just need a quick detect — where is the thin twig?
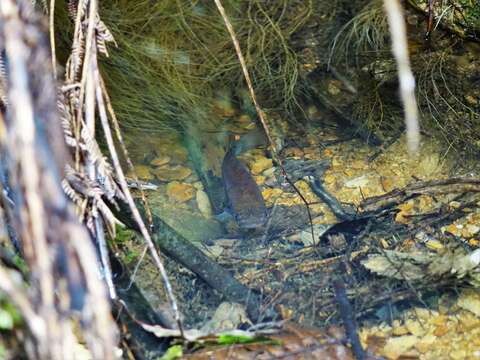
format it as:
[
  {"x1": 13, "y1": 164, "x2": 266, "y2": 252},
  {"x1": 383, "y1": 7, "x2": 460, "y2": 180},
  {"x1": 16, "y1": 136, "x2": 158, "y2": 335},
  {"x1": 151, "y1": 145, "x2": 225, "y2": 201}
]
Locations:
[
  {"x1": 92, "y1": 54, "x2": 184, "y2": 337},
  {"x1": 122, "y1": 245, "x2": 149, "y2": 291},
  {"x1": 49, "y1": 0, "x2": 56, "y2": 79},
  {"x1": 99, "y1": 76, "x2": 155, "y2": 231}
]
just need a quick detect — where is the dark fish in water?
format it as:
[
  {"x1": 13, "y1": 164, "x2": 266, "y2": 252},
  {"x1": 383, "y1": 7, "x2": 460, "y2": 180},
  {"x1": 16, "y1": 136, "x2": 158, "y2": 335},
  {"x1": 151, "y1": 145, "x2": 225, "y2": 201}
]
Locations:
[{"x1": 221, "y1": 148, "x2": 267, "y2": 230}]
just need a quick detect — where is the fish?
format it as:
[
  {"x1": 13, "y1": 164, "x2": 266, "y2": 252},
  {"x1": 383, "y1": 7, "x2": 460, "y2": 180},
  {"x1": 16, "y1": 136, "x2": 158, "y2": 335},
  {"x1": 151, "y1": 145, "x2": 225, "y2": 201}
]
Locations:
[{"x1": 221, "y1": 148, "x2": 267, "y2": 231}]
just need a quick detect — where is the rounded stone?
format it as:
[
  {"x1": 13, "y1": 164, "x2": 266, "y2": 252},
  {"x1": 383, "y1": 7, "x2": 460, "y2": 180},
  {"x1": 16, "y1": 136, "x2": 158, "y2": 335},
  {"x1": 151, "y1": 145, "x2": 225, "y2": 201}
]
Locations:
[
  {"x1": 250, "y1": 156, "x2": 273, "y2": 175},
  {"x1": 156, "y1": 144, "x2": 188, "y2": 164},
  {"x1": 283, "y1": 147, "x2": 304, "y2": 158},
  {"x1": 196, "y1": 189, "x2": 212, "y2": 218},
  {"x1": 166, "y1": 181, "x2": 195, "y2": 203},
  {"x1": 193, "y1": 181, "x2": 204, "y2": 190},
  {"x1": 254, "y1": 175, "x2": 265, "y2": 185},
  {"x1": 262, "y1": 188, "x2": 283, "y2": 206},
  {"x1": 152, "y1": 165, "x2": 192, "y2": 181},
  {"x1": 150, "y1": 155, "x2": 171, "y2": 167},
  {"x1": 127, "y1": 165, "x2": 154, "y2": 181}
]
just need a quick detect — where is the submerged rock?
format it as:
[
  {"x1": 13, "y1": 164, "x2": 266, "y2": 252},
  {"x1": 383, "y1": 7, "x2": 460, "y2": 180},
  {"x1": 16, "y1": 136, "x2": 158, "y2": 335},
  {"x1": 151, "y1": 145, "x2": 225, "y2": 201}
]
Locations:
[
  {"x1": 166, "y1": 181, "x2": 195, "y2": 203},
  {"x1": 196, "y1": 189, "x2": 213, "y2": 218},
  {"x1": 150, "y1": 155, "x2": 171, "y2": 166},
  {"x1": 148, "y1": 193, "x2": 224, "y2": 245},
  {"x1": 127, "y1": 165, "x2": 154, "y2": 181},
  {"x1": 152, "y1": 164, "x2": 192, "y2": 181},
  {"x1": 250, "y1": 156, "x2": 273, "y2": 175}
]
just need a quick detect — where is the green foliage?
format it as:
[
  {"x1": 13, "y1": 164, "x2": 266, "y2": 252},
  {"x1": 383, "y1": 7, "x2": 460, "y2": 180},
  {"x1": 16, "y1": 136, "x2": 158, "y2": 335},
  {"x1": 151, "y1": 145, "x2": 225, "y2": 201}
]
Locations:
[
  {"x1": 0, "y1": 309, "x2": 13, "y2": 330},
  {"x1": 124, "y1": 248, "x2": 140, "y2": 263},
  {"x1": 158, "y1": 344, "x2": 183, "y2": 360},
  {"x1": 157, "y1": 334, "x2": 281, "y2": 359},
  {"x1": 12, "y1": 253, "x2": 28, "y2": 275},
  {"x1": 114, "y1": 226, "x2": 136, "y2": 244},
  {"x1": 423, "y1": 0, "x2": 479, "y2": 32},
  {"x1": 216, "y1": 334, "x2": 280, "y2": 345},
  {"x1": 110, "y1": 226, "x2": 139, "y2": 263},
  {"x1": 327, "y1": 0, "x2": 480, "y2": 157},
  {"x1": 0, "y1": 299, "x2": 22, "y2": 330}
]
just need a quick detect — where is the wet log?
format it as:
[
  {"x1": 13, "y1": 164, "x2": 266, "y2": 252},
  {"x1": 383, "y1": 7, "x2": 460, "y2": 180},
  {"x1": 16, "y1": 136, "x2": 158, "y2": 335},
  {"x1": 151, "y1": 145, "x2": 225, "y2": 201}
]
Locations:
[{"x1": 116, "y1": 203, "x2": 265, "y2": 321}]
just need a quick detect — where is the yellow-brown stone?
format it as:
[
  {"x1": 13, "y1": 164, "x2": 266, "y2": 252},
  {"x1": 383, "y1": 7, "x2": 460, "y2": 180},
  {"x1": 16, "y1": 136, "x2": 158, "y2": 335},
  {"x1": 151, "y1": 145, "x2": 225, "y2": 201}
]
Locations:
[
  {"x1": 150, "y1": 155, "x2": 171, "y2": 166},
  {"x1": 166, "y1": 181, "x2": 195, "y2": 203},
  {"x1": 152, "y1": 165, "x2": 192, "y2": 181},
  {"x1": 254, "y1": 175, "x2": 265, "y2": 186},
  {"x1": 262, "y1": 188, "x2": 283, "y2": 206},
  {"x1": 250, "y1": 156, "x2": 273, "y2": 175},
  {"x1": 303, "y1": 147, "x2": 320, "y2": 160},
  {"x1": 237, "y1": 114, "x2": 254, "y2": 128},
  {"x1": 293, "y1": 180, "x2": 319, "y2": 203},
  {"x1": 382, "y1": 335, "x2": 419, "y2": 359},
  {"x1": 127, "y1": 165, "x2": 154, "y2": 181},
  {"x1": 380, "y1": 177, "x2": 395, "y2": 192},
  {"x1": 156, "y1": 144, "x2": 188, "y2": 164},
  {"x1": 262, "y1": 167, "x2": 275, "y2": 177},
  {"x1": 196, "y1": 189, "x2": 212, "y2": 218},
  {"x1": 283, "y1": 147, "x2": 304, "y2": 158},
  {"x1": 323, "y1": 148, "x2": 334, "y2": 157},
  {"x1": 323, "y1": 172, "x2": 337, "y2": 186},
  {"x1": 415, "y1": 334, "x2": 436, "y2": 354}
]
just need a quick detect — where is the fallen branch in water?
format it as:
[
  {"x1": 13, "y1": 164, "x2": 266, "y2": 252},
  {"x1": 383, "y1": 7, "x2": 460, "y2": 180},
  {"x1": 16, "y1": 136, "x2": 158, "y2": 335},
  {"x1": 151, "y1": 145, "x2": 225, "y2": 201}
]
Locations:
[
  {"x1": 360, "y1": 177, "x2": 480, "y2": 212},
  {"x1": 115, "y1": 203, "x2": 267, "y2": 322}
]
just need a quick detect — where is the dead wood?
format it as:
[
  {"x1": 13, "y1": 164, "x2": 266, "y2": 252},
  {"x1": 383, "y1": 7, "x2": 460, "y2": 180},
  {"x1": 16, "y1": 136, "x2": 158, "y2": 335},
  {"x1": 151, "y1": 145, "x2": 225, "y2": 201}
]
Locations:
[
  {"x1": 333, "y1": 277, "x2": 365, "y2": 360},
  {"x1": 116, "y1": 203, "x2": 266, "y2": 322},
  {"x1": 360, "y1": 177, "x2": 480, "y2": 212}
]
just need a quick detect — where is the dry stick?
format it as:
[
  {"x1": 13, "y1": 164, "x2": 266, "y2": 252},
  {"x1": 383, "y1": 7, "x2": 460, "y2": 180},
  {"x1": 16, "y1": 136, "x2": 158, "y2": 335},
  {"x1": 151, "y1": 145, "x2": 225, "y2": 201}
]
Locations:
[
  {"x1": 70, "y1": 0, "x2": 94, "y2": 171},
  {"x1": 3, "y1": 2, "x2": 118, "y2": 356},
  {"x1": 85, "y1": 36, "x2": 117, "y2": 301},
  {"x1": 333, "y1": 278, "x2": 365, "y2": 360},
  {"x1": 66, "y1": 2, "x2": 83, "y2": 170},
  {"x1": 95, "y1": 208, "x2": 117, "y2": 299},
  {"x1": 82, "y1": 18, "x2": 116, "y2": 303},
  {"x1": 122, "y1": 245, "x2": 149, "y2": 291},
  {"x1": 383, "y1": 0, "x2": 420, "y2": 153},
  {"x1": 83, "y1": 40, "x2": 116, "y2": 301},
  {"x1": 213, "y1": 0, "x2": 316, "y2": 245},
  {"x1": 49, "y1": 0, "x2": 56, "y2": 79},
  {"x1": 98, "y1": 76, "x2": 154, "y2": 291},
  {"x1": 99, "y1": 76, "x2": 155, "y2": 231},
  {"x1": 92, "y1": 56, "x2": 184, "y2": 338},
  {"x1": 78, "y1": 0, "x2": 97, "y2": 118}
]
